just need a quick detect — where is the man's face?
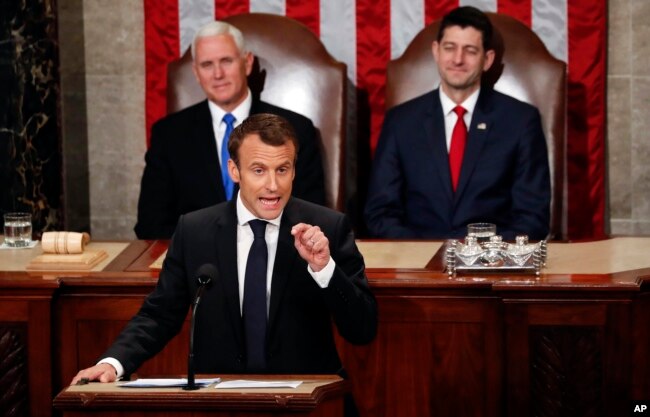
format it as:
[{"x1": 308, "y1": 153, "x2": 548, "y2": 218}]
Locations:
[
  {"x1": 228, "y1": 134, "x2": 296, "y2": 220},
  {"x1": 432, "y1": 25, "x2": 495, "y2": 98},
  {"x1": 192, "y1": 34, "x2": 253, "y2": 112}
]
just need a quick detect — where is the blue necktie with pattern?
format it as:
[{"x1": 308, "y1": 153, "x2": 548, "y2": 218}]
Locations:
[{"x1": 221, "y1": 113, "x2": 236, "y2": 200}]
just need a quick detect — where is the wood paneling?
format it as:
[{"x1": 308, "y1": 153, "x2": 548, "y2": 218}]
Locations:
[
  {"x1": 0, "y1": 279, "x2": 57, "y2": 417},
  {"x1": 0, "y1": 325, "x2": 29, "y2": 417},
  {"x1": 2, "y1": 240, "x2": 650, "y2": 416}
]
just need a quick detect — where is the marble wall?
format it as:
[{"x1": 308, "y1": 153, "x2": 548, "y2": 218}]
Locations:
[
  {"x1": 58, "y1": 0, "x2": 90, "y2": 233},
  {"x1": 59, "y1": 0, "x2": 144, "y2": 239},
  {"x1": 1, "y1": 0, "x2": 63, "y2": 236},
  {"x1": 57, "y1": 0, "x2": 650, "y2": 239},
  {"x1": 608, "y1": 0, "x2": 650, "y2": 235}
]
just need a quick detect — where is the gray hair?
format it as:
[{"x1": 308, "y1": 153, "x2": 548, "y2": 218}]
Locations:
[{"x1": 191, "y1": 21, "x2": 248, "y2": 58}]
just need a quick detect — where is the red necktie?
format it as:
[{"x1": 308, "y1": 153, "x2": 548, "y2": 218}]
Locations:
[{"x1": 449, "y1": 106, "x2": 467, "y2": 192}]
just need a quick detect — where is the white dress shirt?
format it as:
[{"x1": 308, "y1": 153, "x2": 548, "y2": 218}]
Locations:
[{"x1": 439, "y1": 88, "x2": 480, "y2": 152}]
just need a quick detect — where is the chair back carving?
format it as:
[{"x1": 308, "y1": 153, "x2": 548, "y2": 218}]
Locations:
[
  {"x1": 167, "y1": 13, "x2": 347, "y2": 212},
  {"x1": 386, "y1": 13, "x2": 566, "y2": 239}
]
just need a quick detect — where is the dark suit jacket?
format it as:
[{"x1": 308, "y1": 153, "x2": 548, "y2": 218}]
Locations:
[
  {"x1": 134, "y1": 99, "x2": 326, "y2": 239},
  {"x1": 104, "y1": 198, "x2": 377, "y2": 375},
  {"x1": 365, "y1": 88, "x2": 551, "y2": 240}
]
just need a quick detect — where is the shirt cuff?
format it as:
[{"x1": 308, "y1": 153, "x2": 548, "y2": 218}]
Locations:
[
  {"x1": 308, "y1": 257, "x2": 336, "y2": 288},
  {"x1": 97, "y1": 357, "x2": 124, "y2": 379}
]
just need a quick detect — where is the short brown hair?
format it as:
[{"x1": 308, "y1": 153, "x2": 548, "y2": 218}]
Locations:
[
  {"x1": 228, "y1": 113, "x2": 299, "y2": 166},
  {"x1": 437, "y1": 6, "x2": 493, "y2": 51}
]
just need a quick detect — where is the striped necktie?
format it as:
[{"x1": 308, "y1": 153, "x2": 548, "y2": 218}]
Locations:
[{"x1": 221, "y1": 113, "x2": 236, "y2": 200}]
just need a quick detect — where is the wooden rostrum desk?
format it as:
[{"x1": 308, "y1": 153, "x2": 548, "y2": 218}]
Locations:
[{"x1": 2, "y1": 238, "x2": 650, "y2": 417}]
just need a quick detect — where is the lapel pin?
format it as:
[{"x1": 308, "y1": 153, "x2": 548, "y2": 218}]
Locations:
[{"x1": 477, "y1": 123, "x2": 487, "y2": 130}]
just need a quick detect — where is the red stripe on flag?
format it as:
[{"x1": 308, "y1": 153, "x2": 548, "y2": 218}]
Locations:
[
  {"x1": 497, "y1": 0, "x2": 532, "y2": 26},
  {"x1": 357, "y1": 0, "x2": 391, "y2": 153},
  {"x1": 567, "y1": 0, "x2": 607, "y2": 239},
  {"x1": 144, "y1": 0, "x2": 180, "y2": 147},
  {"x1": 215, "y1": 0, "x2": 248, "y2": 19},
  {"x1": 286, "y1": 0, "x2": 320, "y2": 36},
  {"x1": 424, "y1": 0, "x2": 459, "y2": 25}
]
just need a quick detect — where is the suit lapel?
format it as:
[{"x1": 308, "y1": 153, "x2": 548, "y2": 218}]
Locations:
[
  {"x1": 454, "y1": 89, "x2": 493, "y2": 201},
  {"x1": 195, "y1": 100, "x2": 226, "y2": 200},
  {"x1": 267, "y1": 200, "x2": 299, "y2": 336},
  {"x1": 214, "y1": 201, "x2": 244, "y2": 347},
  {"x1": 427, "y1": 91, "x2": 455, "y2": 202}
]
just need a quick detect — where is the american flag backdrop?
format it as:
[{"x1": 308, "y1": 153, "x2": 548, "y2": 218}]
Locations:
[{"x1": 144, "y1": 0, "x2": 607, "y2": 240}]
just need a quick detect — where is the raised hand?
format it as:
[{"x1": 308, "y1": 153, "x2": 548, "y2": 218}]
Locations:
[{"x1": 291, "y1": 223, "x2": 330, "y2": 272}]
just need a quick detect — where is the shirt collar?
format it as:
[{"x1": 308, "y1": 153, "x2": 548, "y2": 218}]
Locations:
[
  {"x1": 236, "y1": 193, "x2": 282, "y2": 228},
  {"x1": 207, "y1": 87, "x2": 253, "y2": 125},
  {"x1": 439, "y1": 87, "x2": 480, "y2": 117}
]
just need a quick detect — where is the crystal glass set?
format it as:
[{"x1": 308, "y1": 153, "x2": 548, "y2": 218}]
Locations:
[{"x1": 445, "y1": 223, "x2": 547, "y2": 276}]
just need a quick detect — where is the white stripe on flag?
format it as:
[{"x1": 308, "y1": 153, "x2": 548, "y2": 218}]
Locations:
[
  {"x1": 460, "y1": 0, "x2": 497, "y2": 12},
  {"x1": 178, "y1": 0, "x2": 215, "y2": 56},
  {"x1": 390, "y1": 0, "x2": 424, "y2": 59},
  {"x1": 532, "y1": 0, "x2": 567, "y2": 62},
  {"x1": 321, "y1": 0, "x2": 357, "y2": 82},
  {"x1": 250, "y1": 0, "x2": 285, "y2": 14}
]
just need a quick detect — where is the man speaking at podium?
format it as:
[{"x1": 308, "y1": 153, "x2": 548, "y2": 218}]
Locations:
[{"x1": 72, "y1": 114, "x2": 377, "y2": 394}]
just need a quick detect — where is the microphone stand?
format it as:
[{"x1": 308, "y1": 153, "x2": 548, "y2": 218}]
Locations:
[{"x1": 183, "y1": 279, "x2": 210, "y2": 390}]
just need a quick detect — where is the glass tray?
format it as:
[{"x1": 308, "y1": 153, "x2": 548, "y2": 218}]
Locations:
[{"x1": 444, "y1": 236, "x2": 547, "y2": 276}]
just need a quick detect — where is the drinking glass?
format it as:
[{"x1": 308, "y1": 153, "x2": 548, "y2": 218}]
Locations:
[
  {"x1": 466, "y1": 222, "x2": 496, "y2": 243},
  {"x1": 3, "y1": 212, "x2": 32, "y2": 247}
]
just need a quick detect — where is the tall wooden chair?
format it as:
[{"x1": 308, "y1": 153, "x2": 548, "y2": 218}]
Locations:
[
  {"x1": 386, "y1": 13, "x2": 566, "y2": 239},
  {"x1": 167, "y1": 13, "x2": 347, "y2": 212}
]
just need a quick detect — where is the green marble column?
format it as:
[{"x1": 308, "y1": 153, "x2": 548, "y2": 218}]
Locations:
[{"x1": 1, "y1": 0, "x2": 63, "y2": 237}]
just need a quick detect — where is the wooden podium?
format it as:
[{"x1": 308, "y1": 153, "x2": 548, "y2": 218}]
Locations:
[{"x1": 53, "y1": 375, "x2": 348, "y2": 417}]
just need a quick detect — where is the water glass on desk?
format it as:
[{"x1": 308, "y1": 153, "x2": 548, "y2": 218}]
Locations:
[
  {"x1": 466, "y1": 222, "x2": 496, "y2": 243},
  {"x1": 3, "y1": 212, "x2": 32, "y2": 247}
]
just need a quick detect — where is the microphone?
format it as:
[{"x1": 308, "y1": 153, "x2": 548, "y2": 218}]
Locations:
[{"x1": 183, "y1": 263, "x2": 218, "y2": 391}]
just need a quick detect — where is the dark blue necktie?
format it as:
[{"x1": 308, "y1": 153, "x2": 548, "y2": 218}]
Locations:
[
  {"x1": 243, "y1": 219, "x2": 268, "y2": 370},
  {"x1": 221, "y1": 113, "x2": 236, "y2": 200}
]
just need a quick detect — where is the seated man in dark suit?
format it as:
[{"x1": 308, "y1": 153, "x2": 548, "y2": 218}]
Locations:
[
  {"x1": 364, "y1": 6, "x2": 551, "y2": 240},
  {"x1": 135, "y1": 21, "x2": 326, "y2": 239},
  {"x1": 72, "y1": 113, "x2": 376, "y2": 393}
]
